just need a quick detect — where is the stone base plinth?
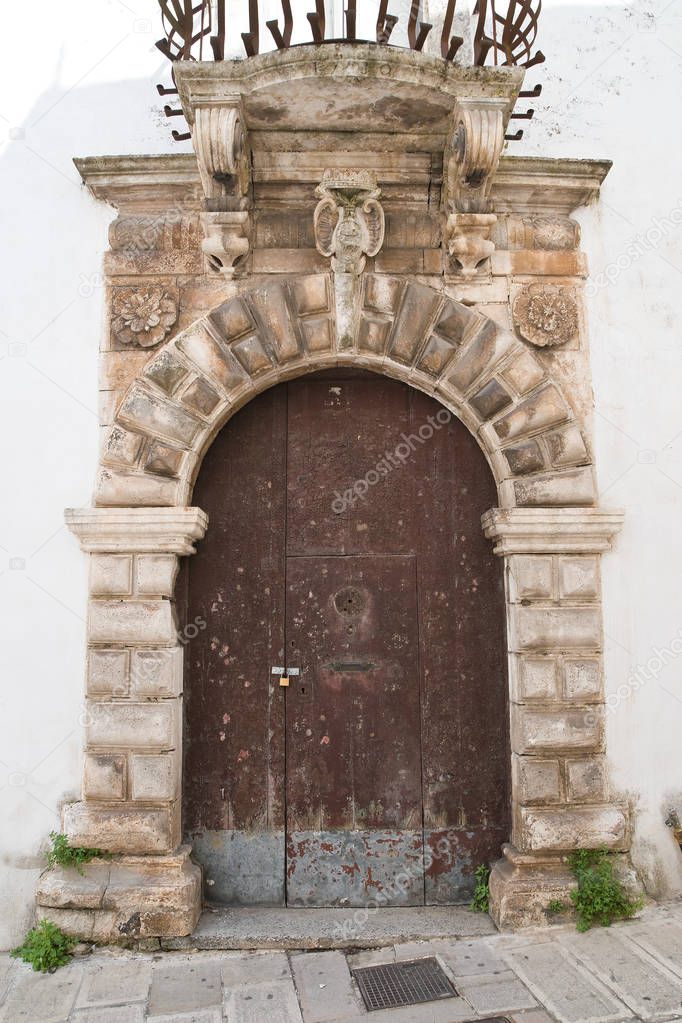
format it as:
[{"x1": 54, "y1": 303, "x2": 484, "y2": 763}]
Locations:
[
  {"x1": 36, "y1": 845, "x2": 201, "y2": 943},
  {"x1": 489, "y1": 842, "x2": 576, "y2": 929}
]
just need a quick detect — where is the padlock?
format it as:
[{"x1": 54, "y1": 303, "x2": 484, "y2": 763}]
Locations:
[{"x1": 279, "y1": 675, "x2": 289, "y2": 687}]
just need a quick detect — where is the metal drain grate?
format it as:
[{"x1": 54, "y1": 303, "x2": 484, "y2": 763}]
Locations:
[{"x1": 352, "y1": 956, "x2": 457, "y2": 1011}]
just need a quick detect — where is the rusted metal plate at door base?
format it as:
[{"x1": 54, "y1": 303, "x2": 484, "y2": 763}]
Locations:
[
  {"x1": 424, "y1": 827, "x2": 508, "y2": 904},
  {"x1": 286, "y1": 830, "x2": 424, "y2": 907},
  {"x1": 192, "y1": 829, "x2": 285, "y2": 905}
]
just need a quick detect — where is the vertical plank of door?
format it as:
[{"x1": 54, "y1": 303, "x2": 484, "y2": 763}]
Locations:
[{"x1": 184, "y1": 386, "x2": 288, "y2": 903}]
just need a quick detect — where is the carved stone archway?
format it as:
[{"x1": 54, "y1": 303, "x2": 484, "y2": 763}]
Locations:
[{"x1": 36, "y1": 272, "x2": 626, "y2": 939}]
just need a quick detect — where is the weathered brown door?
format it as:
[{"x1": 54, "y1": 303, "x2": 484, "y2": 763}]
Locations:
[
  {"x1": 285, "y1": 555, "x2": 424, "y2": 906},
  {"x1": 183, "y1": 370, "x2": 509, "y2": 907}
]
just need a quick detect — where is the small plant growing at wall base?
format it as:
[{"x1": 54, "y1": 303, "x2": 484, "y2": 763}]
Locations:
[
  {"x1": 470, "y1": 863, "x2": 491, "y2": 913},
  {"x1": 562, "y1": 848, "x2": 642, "y2": 932},
  {"x1": 46, "y1": 832, "x2": 108, "y2": 875},
  {"x1": 11, "y1": 919, "x2": 76, "y2": 972}
]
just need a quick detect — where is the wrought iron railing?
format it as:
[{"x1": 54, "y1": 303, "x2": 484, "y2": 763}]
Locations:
[{"x1": 156, "y1": 1, "x2": 543, "y2": 141}]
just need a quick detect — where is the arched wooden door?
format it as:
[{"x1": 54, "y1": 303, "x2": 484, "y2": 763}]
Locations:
[{"x1": 181, "y1": 370, "x2": 509, "y2": 907}]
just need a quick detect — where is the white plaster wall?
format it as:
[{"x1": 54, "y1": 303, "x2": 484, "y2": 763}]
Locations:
[{"x1": 0, "y1": 0, "x2": 681, "y2": 949}]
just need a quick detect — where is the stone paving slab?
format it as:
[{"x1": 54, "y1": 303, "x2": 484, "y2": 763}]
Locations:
[
  {"x1": 71, "y1": 1006, "x2": 145, "y2": 1023},
  {"x1": 223, "y1": 979, "x2": 304, "y2": 1022},
  {"x1": 290, "y1": 950, "x2": 363, "y2": 1022},
  {"x1": 7, "y1": 902, "x2": 682, "y2": 1023},
  {"x1": 148, "y1": 957, "x2": 222, "y2": 1016},
  {"x1": 0, "y1": 962, "x2": 83, "y2": 1023},
  {"x1": 560, "y1": 929, "x2": 682, "y2": 1021},
  {"x1": 76, "y1": 956, "x2": 152, "y2": 1008},
  {"x1": 455, "y1": 969, "x2": 539, "y2": 1014},
  {"x1": 503, "y1": 942, "x2": 630, "y2": 1023}
]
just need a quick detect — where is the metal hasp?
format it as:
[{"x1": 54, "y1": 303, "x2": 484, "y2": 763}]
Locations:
[{"x1": 155, "y1": 1, "x2": 544, "y2": 142}]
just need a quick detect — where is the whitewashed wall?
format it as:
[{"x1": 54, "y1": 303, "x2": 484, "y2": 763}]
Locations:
[{"x1": 1, "y1": 0, "x2": 681, "y2": 949}]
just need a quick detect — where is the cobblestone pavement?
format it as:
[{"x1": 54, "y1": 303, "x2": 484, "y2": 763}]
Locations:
[{"x1": 3, "y1": 902, "x2": 682, "y2": 1023}]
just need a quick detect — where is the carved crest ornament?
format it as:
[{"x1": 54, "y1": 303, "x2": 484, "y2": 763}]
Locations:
[
  {"x1": 313, "y1": 170, "x2": 385, "y2": 276},
  {"x1": 513, "y1": 283, "x2": 580, "y2": 347}
]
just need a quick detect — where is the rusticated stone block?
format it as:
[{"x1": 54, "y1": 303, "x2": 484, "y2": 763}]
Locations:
[
  {"x1": 513, "y1": 467, "x2": 596, "y2": 507},
  {"x1": 445, "y1": 323, "x2": 513, "y2": 393},
  {"x1": 130, "y1": 648, "x2": 183, "y2": 697},
  {"x1": 144, "y1": 351, "x2": 190, "y2": 397},
  {"x1": 292, "y1": 274, "x2": 333, "y2": 316},
  {"x1": 563, "y1": 658, "x2": 602, "y2": 700},
  {"x1": 493, "y1": 385, "x2": 569, "y2": 442},
  {"x1": 513, "y1": 656, "x2": 559, "y2": 701},
  {"x1": 102, "y1": 426, "x2": 144, "y2": 469},
  {"x1": 519, "y1": 805, "x2": 627, "y2": 852},
  {"x1": 559, "y1": 556, "x2": 599, "y2": 598},
  {"x1": 512, "y1": 706, "x2": 603, "y2": 753},
  {"x1": 511, "y1": 601, "x2": 601, "y2": 650},
  {"x1": 503, "y1": 439, "x2": 546, "y2": 475},
  {"x1": 511, "y1": 606, "x2": 601, "y2": 651},
  {"x1": 176, "y1": 323, "x2": 248, "y2": 392},
  {"x1": 89, "y1": 599, "x2": 176, "y2": 645},
  {"x1": 37, "y1": 846, "x2": 201, "y2": 939},
  {"x1": 387, "y1": 282, "x2": 441, "y2": 365},
  {"x1": 546, "y1": 425, "x2": 589, "y2": 468},
  {"x1": 130, "y1": 753, "x2": 177, "y2": 801},
  {"x1": 500, "y1": 349, "x2": 545, "y2": 396},
  {"x1": 90, "y1": 554, "x2": 133, "y2": 596},
  {"x1": 83, "y1": 752, "x2": 126, "y2": 800},
  {"x1": 96, "y1": 467, "x2": 180, "y2": 508},
  {"x1": 566, "y1": 756, "x2": 607, "y2": 801},
  {"x1": 118, "y1": 386, "x2": 201, "y2": 447},
  {"x1": 180, "y1": 376, "x2": 221, "y2": 417},
  {"x1": 86, "y1": 701, "x2": 178, "y2": 749},
  {"x1": 135, "y1": 554, "x2": 178, "y2": 597},
  {"x1": 249, "y1": 284, "x2": 301, "y2": 363},
  {"x1": 513, "y1": 755, "x2": 561, "y2": 804},
  {"x1": 509, "y1": 555, "x2": 553, "y2": 600},
  {"x1": 87, "y1": 648, "x2": 129, "y2": 697},
  {"x1": 230, "y1": 334, "x2": 275, "y2": 376},
  {"x1": 144, "y1": 442, "x2": 185, "y2": 479},
  {"x1": 63, "y1": 802, "x2": 178, "y2": 854},
  {"x1": 470, "y1": 378, "x2": 513, "y2": 418}
]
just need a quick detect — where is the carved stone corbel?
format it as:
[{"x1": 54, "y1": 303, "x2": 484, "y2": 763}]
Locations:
[
  {"x1": 192, "y1": 102, "x2": 252, "y2": 276},
  {"x1": 443, "y1": 100, "x2": 506, "y2": 279},
  {"x1": 200, "y1": 211, "x2": 251, "y2": 278},
  {"x1": 192, "y1": 103, "x2": 250, "y2": 206}
]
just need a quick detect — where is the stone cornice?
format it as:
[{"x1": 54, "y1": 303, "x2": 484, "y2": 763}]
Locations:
[
  {"x1": 73, "y1": 155, "x2": 204, "y2": 212},
  {"x1": 492, "y1": 156, "x2": 613, "y2": 215},
  {"x1": 74, "y1": 153, "x2": 611, "y2": 217},
  {"x1": 482, "y1": 508, "x2": 625, "y2": 555},
  {"x1": 65, "y1": 507, "x2": 208, "y2": 555}
]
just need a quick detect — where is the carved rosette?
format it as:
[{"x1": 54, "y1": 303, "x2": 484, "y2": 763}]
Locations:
[
  {"x1": 513, "y1": 283, "x2": 580, "y2": 348},
  {"x1": 313, "y1": 170, "x2": 385, "y2": 276},
  {"x1": 111, "y1": 287, "x2": 177, "y2": 348}
]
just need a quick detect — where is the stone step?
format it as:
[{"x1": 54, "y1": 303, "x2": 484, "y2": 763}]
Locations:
[{"x1": 160, "y1": 905, "x2": 496, "y2": 951}]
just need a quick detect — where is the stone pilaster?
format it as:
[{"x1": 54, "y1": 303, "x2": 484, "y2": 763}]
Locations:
[
  {"x1": 482, "y1": 507, "x2": 628, "y2": 928},
  {"x1": 36, "y1": 508, "x2": 207, "y2": 941}
]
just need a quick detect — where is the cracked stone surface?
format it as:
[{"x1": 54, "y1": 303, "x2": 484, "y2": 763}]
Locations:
[{"x1": 3, "y1": 901, "x2": 682, "y2": 1022}]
